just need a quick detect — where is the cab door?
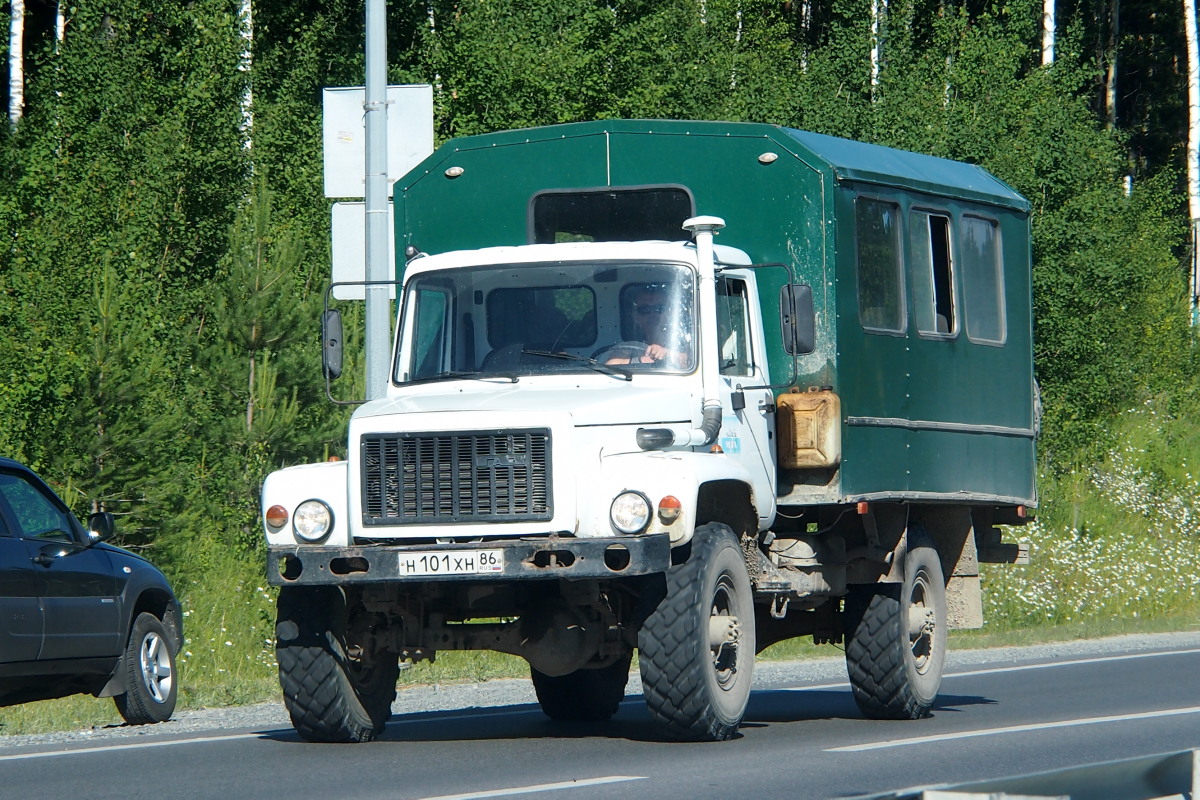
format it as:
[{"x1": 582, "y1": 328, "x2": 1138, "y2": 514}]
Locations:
[
  {"x1": 714, "y1": 272, "x2": 776, "y2": 529},
  {"x1": 0, "y1": 477, "x2": 43, "y2": 663},
  {"x1": 0, "y1": 471, "x2": 120, "y2": 660}
]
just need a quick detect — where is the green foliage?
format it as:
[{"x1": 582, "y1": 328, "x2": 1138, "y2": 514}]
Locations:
[
  {"x1": 44, "y1": 261, "x2": 182, "y2": 542},
  {"x1": 161, "y1": 180, "x2": 339, "y2": 562},
  {"x1": 983, "y1": 399, "x2": 1200, "y2": 629},
  {"x1": 173, "y1": 545, "x2": 281, "y2": 708}
]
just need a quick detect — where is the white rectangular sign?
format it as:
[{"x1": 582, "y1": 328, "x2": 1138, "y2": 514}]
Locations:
[
  {"x1": 322, "y1": 85, "x2": 434, "y2": 199},
  {"x1": 330, "y1": 201, "x2": 397, "y2": 300}
]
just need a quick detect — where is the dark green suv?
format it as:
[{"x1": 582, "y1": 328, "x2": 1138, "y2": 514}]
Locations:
[{"x1": 0, "y1": 457, "x2": 182, "y2": 724}]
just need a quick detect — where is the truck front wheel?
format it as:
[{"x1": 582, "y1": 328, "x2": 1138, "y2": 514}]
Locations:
[
  {"x1": 638, "y1": 522, "x2": 756, "y2": 741},
  {"x1": 531, "y1": 654, "x2": 632, "y2": 722},
  {"x1": 275, "y1": 586, "x2": 399, "y2": 743},
  {"x1": 844, "y1": 528, "x2": 947, "y2": 720}
]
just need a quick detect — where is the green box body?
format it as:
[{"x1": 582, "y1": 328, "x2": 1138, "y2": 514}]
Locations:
[{"x1": 394, "y1": 120, "x2": 1036, "y2": 509}]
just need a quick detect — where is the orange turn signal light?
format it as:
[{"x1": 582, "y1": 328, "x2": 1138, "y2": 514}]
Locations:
[
  {"x1": 265, "y1": 505, "x2": 289, "y2": 529},
  {"x1": 657, "y1": 495, "x2": 682, "y2": 525}
]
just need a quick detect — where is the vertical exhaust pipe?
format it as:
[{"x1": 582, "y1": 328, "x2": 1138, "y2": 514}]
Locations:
[{"x1": 679, "y1": 216, "x2": 726, "y2": 447}]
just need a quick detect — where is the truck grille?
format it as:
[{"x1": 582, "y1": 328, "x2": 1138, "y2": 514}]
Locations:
[{"x1": 361, "y1": 429, "x2": 552, "y2": 525}]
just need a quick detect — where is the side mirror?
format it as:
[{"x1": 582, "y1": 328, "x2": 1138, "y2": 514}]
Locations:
[
  {"x1": 87, "y1": 511, "x2": 115, "y2": 543},
  {"x1": 322, "y1": 309, "x2": 344, "y2": 380},
  {"x1": 781, "y1": 284, "x2": 816, "y2": 355}
]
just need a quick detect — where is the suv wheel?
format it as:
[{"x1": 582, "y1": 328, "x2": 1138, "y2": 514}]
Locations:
[{"x1": 114, "y1": 612, "x2": 178, "y2": 724}]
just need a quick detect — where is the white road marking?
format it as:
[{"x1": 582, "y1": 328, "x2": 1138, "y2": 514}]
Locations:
[
  {"x1": 413, "y1": 776, "x2": 646, "y2": 800},
  {"x1": 941, "y1": 646, "x2": 1200, "y2": 680},
  {"x1": 826, "y1": 705, "x2": 1200, "y2": 752},
  {"x1": 784, "y1": 646, "x2": 1200, "y2": 693},
  {"x1": 0, "y1": 730, "x2": 282, "y2": 761}
]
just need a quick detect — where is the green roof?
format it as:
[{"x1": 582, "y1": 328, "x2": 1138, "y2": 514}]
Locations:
[
  {"x1": 781, "y1": 127, "x2": 1029, "y2": 212},
  {"x1": 413, "y1": 119, "x2": 1030, "y2": 213}
]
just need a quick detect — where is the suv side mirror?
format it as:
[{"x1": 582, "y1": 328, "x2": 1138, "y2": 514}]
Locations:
[
  {"x1": 87, "y1": 511, "x2": 115, "y2": 543},
  {"x1": 322, "y1": 309, "x2": 344, "y2": 380},
  {"x1": 781, "y1": 284, "x2": 816, "y2": 355}
]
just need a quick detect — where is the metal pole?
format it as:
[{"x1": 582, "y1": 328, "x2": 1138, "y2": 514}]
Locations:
[{"x1": 364, "y1": 0, "x2": 390, "y2": 399}]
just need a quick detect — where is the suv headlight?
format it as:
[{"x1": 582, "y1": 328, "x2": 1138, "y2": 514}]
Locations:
[
  {"x1": 293, "y1": 500, "x2": 333, "y2": 543},
  {"x1": 610, "y1": 491, "x2": 651, "y2": 534}
]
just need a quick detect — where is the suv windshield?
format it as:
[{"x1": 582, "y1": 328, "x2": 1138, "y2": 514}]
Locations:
[{"x1": 395, "y1": 260, "x2": 697, "y2": 383}]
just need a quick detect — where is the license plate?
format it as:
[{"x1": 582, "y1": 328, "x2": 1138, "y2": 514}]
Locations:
[{"x1": 398, "y1": 549, "x2": 504, "y2": 576}]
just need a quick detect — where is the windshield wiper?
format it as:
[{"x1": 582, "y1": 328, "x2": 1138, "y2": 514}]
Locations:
[
  {"x1": 414, "y1": 370, "x2": 519, "y2": 384},
  {"x1": 521, "y1": 349, "x2": 632, "y2": 381}
]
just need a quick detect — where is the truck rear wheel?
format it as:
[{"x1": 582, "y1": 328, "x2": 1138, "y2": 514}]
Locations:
[
  {"x1": 531, "y1": 654, "x2": 632, "y2": 722},
  {"x1": 638, "y1": 522, "x2": 755, "y2": 741},
  {"x1": 275, "y1": 586, "x2": 399, "y2": 743},
  {"x1": 844, "y1": 529, "x2": 947, "y2": 720}
]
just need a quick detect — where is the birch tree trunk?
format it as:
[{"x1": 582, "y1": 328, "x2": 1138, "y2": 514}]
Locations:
[
  {"x1": 1186, "y1": 0, "x2": 1200, "y2": 323},
  {"x1": 1104, "y1": 0, "x2": 1119, "y2": 130},
  {"x1": 240, "y1": 0, "x2": 253, "y2": 147},
  {"x1": 870, "y1": 0, "x2": 887, "y2": 100},
  {"x1": 8, "y1": 0, "x2": 24, "y2": 128},
  {"x1": 800, "y1": 0, "x2": 811, "y2": 72},
  {"x1": 730, "y1": 3, "x2": 743, "y2": 89},
  {"x1": 1042, "y1": 0, "x2": 1055, "y2": 65}
]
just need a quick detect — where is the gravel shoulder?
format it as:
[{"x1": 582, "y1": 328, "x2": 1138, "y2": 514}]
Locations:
[{"x1": 2, "y1": 629, "x2": 1197, "y2": 750}]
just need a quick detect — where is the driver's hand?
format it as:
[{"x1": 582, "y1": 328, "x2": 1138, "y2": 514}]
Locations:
[{"x1": 644, "y1": 344, "x2": 679, "y2": 365}]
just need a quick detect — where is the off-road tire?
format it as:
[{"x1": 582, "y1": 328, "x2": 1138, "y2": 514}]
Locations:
[
  {"x1": 114, "y1": 612, "x2": 177, "y2": 725},
  {"x1": 531, "y1": 654, "x2": 632, "y2": 722},
  {"x1": 844, "y1": 528, "x2": 947, "y2": 720},
  {"x1": 276, "y1": 586, "x2": 399, "y2": 743},
  {"x1": 638, "y1": 522, "x2": 755, "y2": 741}
]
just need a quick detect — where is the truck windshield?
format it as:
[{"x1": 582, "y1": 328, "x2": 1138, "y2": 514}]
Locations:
[{"x1": 395, "y1": 260, "x2": 697, "y2": 383}]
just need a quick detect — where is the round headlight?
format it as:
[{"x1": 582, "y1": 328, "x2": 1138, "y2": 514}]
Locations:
[
  {"x1": 610, "y1": 491, "x2": 651, "y2": 535},
  {"x1": 293, "y1": 500, "x2": 333, "y2": 543}
]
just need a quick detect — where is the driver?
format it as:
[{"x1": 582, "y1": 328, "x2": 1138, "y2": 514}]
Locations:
[{"x1": 606, "y1": 286, "x2": 689, "y2": 367}]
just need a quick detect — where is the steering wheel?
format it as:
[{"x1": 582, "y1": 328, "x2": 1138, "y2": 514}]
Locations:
[{"x1": 591, "y1": 341, "x2": 650, "y2": 364}]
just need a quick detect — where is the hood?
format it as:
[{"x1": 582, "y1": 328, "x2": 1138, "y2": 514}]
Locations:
[
  {"x1": 354, "y1": 378, "x2": 697, "y2": 428},
  {"x1": 97, "y1": 541, "x2": 154, "y2": 567}
]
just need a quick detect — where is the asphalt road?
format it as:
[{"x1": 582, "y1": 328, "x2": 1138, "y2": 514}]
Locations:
[{"x1": 2, "y1": 632, "x2": 1198, "y2": 800}]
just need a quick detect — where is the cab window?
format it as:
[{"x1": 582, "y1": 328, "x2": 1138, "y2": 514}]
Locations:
[
  {"x1": 910, "y1": 211, "x2": 956, "y2": 336},
  {"x1": 960, "y1": 215, "x2": 1006, "y2": 344},
  {"x1": 530, "y1": 186, "x2": 694, "y2": 244},
  {"x1": 716, "y1": 277, "x2": 754, "y2": 377},
  {"x1": 487, "y1": 285, "x2": 597, "y2": 350},
  {"x1": 411, "y1": 286, "x2": 452, "y2": 380},
  {"x1": 856, "y1": 198, "x2": 905, "y2": 333},
  {"x1": 0, "y1": 472, "x2": 77, "y2": 543}
]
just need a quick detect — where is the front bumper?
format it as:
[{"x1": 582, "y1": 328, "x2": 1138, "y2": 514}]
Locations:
[{"x1": 267, "y1": 533, "x2": 671, "y2": 587}]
